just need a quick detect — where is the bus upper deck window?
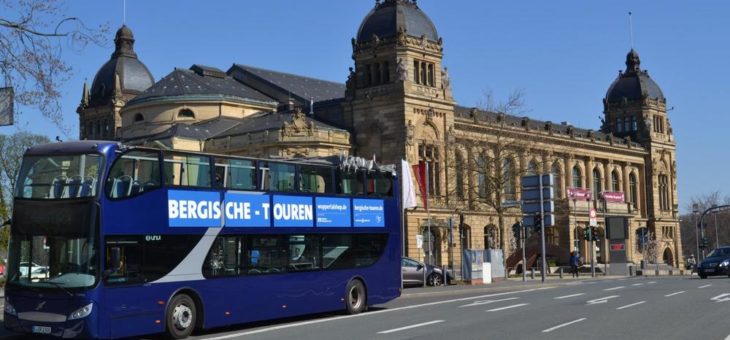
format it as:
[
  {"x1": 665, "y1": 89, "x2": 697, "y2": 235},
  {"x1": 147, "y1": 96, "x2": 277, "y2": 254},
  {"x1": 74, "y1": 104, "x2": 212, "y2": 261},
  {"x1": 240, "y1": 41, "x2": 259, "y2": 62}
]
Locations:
[
  {"x1": 262, "y1": 162, "x2": 295, "y2": 192},
  {"x1": 338, "y1": 170, "x2": 365, "y2": 195},
  {"x1": 367, "y1": 171, "x2": 392, "y2": 197},
  {"x1": 163, "y1": 153, "x2": 211, "y2": 188},
  {"x1": 299, "y1": 165, "x2": 334, "y2": 194},
  {"x1": 106, "y1": 151, "x2": 161, "y2": 199}
]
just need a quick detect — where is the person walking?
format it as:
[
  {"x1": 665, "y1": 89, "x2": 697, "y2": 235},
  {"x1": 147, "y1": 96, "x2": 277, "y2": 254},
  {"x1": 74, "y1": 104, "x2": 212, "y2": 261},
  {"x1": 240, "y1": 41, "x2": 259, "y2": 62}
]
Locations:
[{"x1": 570, "y1": 251, "x2": 581, "y2": 278}]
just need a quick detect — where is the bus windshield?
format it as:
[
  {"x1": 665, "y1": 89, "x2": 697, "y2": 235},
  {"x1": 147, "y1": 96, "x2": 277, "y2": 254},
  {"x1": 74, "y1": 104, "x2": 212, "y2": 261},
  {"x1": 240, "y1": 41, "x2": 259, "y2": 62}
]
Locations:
[
  {"x1": 7, "y1": 235, "x2": 98, "y2": 289},
  {"x1": 14, "y1": 153, "x2": 103, "y2": 199}
]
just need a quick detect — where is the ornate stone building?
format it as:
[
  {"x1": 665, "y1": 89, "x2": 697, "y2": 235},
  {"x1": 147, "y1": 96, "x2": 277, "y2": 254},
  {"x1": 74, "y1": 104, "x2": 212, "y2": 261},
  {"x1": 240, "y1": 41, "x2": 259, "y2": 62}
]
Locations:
[{"x1": 78, "y1": 0, "x2": 682, "y2": 273}]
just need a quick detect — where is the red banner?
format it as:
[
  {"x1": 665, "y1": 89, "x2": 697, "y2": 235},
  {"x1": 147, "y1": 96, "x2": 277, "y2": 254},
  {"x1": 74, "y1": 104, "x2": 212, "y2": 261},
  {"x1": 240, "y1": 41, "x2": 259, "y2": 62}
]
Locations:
[
  {"x1": 412, "y1": 162, "x2": 428, "y2": 210},
  {"x1": 601, "y1": 191, "x2": 625, "y2": 203},
  {"x1": 568, "y1": 188, "x2": 592, "y2": 201}
]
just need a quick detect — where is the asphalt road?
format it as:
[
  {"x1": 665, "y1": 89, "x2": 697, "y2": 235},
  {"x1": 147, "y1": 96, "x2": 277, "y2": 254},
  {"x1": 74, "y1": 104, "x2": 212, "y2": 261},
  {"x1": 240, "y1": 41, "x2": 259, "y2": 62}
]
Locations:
[{"x1": 1, "y1": 276, "x2": 729, "y2": 339}]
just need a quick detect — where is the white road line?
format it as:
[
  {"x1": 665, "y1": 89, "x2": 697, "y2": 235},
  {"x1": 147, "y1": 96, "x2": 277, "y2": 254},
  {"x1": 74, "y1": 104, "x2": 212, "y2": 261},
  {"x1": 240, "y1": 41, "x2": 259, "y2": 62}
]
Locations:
[
  {"x1": 586, "y1": 295, "x2": 620, "y2": 305},
  {"x1": 604, "y1": 286, "x2": 625, "y2": 291},
  {"x1": 647, "y1": 281, "x2": 656, "y2": 284},
  {"x1": 486, "y1": 303, "x2": 529, "y2": 312},
  {"x1": 554, "y1": 293, "x2": 585, "y2": 300},
  {"x1": 542, "y1": 318, "x2": 587, "y2": 333},
  {"x1": 665, "y1": 291, "x2": 685, "y2": 297},
  {"x1": 711, "y1": 293, "x2": 730, "y2": 302},
  {"x1": 699, "y1": 284, "x2": 712, "y2": 289},
  {"x1": 201, "y1": 287, "x2": 550, "y2": 340},
  {"x1": 616, "y1": 301, "x2": 646, "y2": 310},
  {"x1": 459, "y1": 297, "x2": 518, "y2": 308},
  {"x1": 377, "y1": 320, "x2": 444, "y2": 334},
  {"x1": 631, "y1": 283, "x2": 644, "y2": 286}
]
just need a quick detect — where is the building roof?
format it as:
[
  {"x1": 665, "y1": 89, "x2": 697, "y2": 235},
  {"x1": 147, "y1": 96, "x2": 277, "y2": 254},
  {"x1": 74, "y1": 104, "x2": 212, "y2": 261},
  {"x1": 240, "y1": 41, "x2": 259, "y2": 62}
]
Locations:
[
  {"x1": 126, "y1": 65, "x2": 277, "y2": 107},
  {"x1": 89, "y1": 26, "x2": 154, "y2": 107},
  {"x1": 454, "y1": 106, "x2": 641, "y2": 148},
  {"x1": 357, "y1": 0, "x2": 439, "y2": 42},
  {"x1": 605, "y1": 49, "x2": 665, "y2": 103},
  {"x1": 229, "y1": 64, "x2": 346, "y2": 104}
]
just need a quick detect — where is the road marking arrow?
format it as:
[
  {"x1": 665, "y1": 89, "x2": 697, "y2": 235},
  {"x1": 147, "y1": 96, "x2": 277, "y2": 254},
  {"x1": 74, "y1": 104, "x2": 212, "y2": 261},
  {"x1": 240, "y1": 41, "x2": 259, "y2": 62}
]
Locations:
[
  {"x1": 459, "y1": 297, "x2": 518, "y2": 308},
  {"x1": 586, "y1": 295, "x2": 619, "y2": 305},
  {"x1": 711, "y1": 293, "x2": 730, "y2": 303}
]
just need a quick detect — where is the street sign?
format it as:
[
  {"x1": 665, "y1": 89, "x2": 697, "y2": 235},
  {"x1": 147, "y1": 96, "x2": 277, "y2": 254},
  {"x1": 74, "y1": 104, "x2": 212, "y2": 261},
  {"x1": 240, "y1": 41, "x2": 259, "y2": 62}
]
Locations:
[
  {"x1": 521, "y1": 174, "x2": 554, "y2": 188},
  {"x1": 568, "y1": 188, "x2": 592, "y2": 201},
  {"x1": 501, "y1": 200, "x2": 521, "y2": 208},
  {"x1": 416, "y1": 235, "x2": 423, "y2": 248},
  {"x1": 589, "y1": 208, "x2": 597, "y2": 227},
  {"x1": 521, "y1": 187, "x2": 554, "y2": 201},
  {"x1": 601, "y1": 191, "x2": 625, "y2": 203},
  {"x1": 522, "y1": 201, "x2": 555, "y2": 215}
]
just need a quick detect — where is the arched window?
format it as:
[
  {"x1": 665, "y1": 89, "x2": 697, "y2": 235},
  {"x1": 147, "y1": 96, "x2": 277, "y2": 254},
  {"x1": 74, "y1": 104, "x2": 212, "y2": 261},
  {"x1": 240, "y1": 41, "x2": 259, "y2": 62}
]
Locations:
[
  {"x1": 615, "y1": 117, "x2": 623, "y2": 133},
  {"x1": 623, "y1": 118, "x2": 630, "y2": 133},
  {"x1": 572, "y1": 166, "x2": 582, "y2": 188},
  {"x1": 526, "y1": 160, "x2": 538, "y2": 176},
  {"x1": 134, "y1": 113, "x2": 144, "y2": 122},
  {"x1": 611, "y1": 170, "x2": 620, "y2": 192},
  {"x1": 455, "y1": 153, "x2": 465, "y2": 199},
  {"x1": 463, "y1": 225, "x2": 472, "y2": 249},
  {"x1": 658, "y1": 174, "x2": 670, "y2": 211},
  {"x1": 592, "y1": 168, "x2": 602, "y2": 199},
  {"x1": 476, "y1": 153, "x2": 487, "y2": 199},
  {"x1": 631, "y1": 116, "x2": 638, "y2": 131},
  {"x1": 551, "y1": 162, "x2": 562, "y2": 198},
  {"x1": 178, "y1": 109, "x2": 195, "y2": 119},
  {"x1": 629, "y1": 173, "x2": 638, "y2": 208},
  {"x1": 503, "y1": 158, "x2": 516, "y2": 201}
]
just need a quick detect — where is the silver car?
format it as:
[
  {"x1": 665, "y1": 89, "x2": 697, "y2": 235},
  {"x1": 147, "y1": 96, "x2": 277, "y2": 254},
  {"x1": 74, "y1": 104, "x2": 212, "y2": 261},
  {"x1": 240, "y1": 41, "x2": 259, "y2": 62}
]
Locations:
[{"x1": 401, "y1": 257, "x2": 451, "y2": 287}]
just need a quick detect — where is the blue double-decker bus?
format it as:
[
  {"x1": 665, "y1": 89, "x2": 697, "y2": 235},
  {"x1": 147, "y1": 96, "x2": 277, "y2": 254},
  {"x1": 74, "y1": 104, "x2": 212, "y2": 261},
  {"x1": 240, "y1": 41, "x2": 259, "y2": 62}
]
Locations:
[{"x1": 4, "y1": 141, "x2": 401, "y2": 339}]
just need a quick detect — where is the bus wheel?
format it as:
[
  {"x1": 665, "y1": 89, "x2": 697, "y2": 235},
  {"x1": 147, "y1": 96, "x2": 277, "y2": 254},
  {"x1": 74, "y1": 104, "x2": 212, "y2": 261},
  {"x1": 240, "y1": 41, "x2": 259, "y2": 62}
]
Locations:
[
  {"x1": 166, "y1": 294, "x2": 196, "y2": 339},
  {"x1": 345, "y1": 279, "x2": 367, "y2": 314}
]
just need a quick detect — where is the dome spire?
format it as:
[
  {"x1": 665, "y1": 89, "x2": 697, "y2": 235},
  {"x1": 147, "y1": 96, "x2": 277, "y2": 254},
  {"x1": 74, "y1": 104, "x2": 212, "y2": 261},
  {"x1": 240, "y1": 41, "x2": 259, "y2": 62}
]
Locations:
[
  {"x1": 625, "y1": 49, "x2": 641, "y2": 73},
  {"x1": 112, "y1": 25, "x2": 137, "y2": 59}
]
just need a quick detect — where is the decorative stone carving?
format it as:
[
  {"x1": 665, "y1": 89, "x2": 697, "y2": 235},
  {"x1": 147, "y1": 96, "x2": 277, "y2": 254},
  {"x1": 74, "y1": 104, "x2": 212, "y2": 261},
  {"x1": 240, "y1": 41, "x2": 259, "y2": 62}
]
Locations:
[
  {"x1": 405, "y1": 119, "x2": 415, "y2": 146},
  {"x1": 441, "y1": 67, "x2": 450, "y2": 91},
  {"x1": 282, "y1": 107, "x2": 316, "y2": 137},
  {"x1": 396, "y1": 58, "x2": 407, "y2": 81}
]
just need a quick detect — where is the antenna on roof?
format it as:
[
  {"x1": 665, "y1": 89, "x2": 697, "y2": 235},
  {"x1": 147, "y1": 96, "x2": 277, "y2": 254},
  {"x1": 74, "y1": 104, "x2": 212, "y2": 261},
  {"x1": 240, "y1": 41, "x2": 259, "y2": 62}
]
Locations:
[
  {"x1": 123, "y1": 0, "x2": 126, "y2": 25},
  {"x1": 628, "y1": 11, "x2": 634, "y2": 49},
  {"x1": 309, "y1": 97, "x2": 314, "y2": 116}
]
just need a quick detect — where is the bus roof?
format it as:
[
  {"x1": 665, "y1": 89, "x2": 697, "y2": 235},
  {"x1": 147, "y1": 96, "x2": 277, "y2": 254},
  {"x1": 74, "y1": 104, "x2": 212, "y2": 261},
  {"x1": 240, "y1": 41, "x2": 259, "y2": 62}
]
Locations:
[{"x1": 24, "y1": 140, "x2": 121, "y2": 156}]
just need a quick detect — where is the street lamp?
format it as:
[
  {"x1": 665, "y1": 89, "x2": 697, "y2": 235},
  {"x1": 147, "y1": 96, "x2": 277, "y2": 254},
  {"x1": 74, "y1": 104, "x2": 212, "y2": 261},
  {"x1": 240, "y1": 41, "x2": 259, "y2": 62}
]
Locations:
[
  {"x1": 712, "y1": 204, "x2": 719, "y2": 249},
  {"x1": 692, "y1": 203, "x2": 699, "y2": 262}
]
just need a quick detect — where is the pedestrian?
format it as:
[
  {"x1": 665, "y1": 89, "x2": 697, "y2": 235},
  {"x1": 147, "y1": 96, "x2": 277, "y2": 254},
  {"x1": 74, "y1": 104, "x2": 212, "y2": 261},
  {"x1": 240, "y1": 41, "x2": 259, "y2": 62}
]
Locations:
[
  {"x1": 570, "y1": 251, "x2": 581, "y2": 278},
  {"x1": 687, "y1": 254, "x2": 696, "y2": 272}
]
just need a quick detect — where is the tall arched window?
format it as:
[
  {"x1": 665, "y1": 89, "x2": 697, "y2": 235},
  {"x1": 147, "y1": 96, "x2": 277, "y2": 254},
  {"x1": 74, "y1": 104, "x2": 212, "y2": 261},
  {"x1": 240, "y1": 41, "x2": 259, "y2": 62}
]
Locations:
[
  {"x1": 572, "y1": 166, "x2": 582, "y2": 188},
  {"x1": 629, "y1": 173, "x2": 638, "y2": 208},
  {"x1": 611, "y1": 170, "x2": 620, "y2": 192},
  {"x1": 551, "y1": 162, "x2": 562, "y2": 198},
  {"x1": 592, "y1": 168, "x2": 602, "y2": 199},
  {"x1": 658, "y1": 174, "x2": 670, "y2": 211},
  {"x1": 463, "y1": 225, "x2": 472, "y2": 249},
  {"x1": 615, "y1": 117, "x2": 623, "y2": 133},
  {"x1": 503, "y1": 158, "x2": 516, "y2": 201},
  {"x1": 631, "y1": 116, "x2": 638, "y2": 131},
  {"x1": 178, "y1": 109, "x2": 195, "y2": 119},
  {"x1": 455, "y1": 153, "x2": 465, "y2": 199},
  {"x1": 476, "y1": 153, "x2": 487, "y2": 199}
]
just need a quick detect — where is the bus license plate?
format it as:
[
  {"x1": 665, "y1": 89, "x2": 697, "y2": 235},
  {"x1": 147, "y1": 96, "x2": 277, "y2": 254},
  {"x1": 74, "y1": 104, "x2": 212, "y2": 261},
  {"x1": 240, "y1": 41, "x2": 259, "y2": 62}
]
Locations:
[{"x1": 32, "y1": 326, "x2": 52, "y2": 334}]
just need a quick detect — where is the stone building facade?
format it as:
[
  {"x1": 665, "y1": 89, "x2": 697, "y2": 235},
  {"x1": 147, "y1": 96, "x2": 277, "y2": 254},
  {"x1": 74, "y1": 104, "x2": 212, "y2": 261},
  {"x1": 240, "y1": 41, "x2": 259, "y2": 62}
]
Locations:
[{"x1": 77, "y1": 0, "x2": 682, "y2": 273}]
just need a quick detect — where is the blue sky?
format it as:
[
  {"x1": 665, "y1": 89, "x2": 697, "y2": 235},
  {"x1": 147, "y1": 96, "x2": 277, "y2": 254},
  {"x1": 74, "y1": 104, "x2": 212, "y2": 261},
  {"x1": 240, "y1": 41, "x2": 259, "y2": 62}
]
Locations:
[{"x1": 2, "y1": 1, "x2": 728, "y2": 212}]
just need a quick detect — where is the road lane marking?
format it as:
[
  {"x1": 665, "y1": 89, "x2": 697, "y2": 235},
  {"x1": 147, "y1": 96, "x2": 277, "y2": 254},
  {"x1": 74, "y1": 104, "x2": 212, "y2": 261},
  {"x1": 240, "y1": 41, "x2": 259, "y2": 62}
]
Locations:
[
  {"x1": 616, "y1": 301, "x2": 645, "y2": 310},
  {"x1": 711, "y1": 293, "x2": 730, "y2": 303},
  {"x1": 486, "y1": 303, "x2": 529, "y2": 312},
  {"x1": 377, "y1": 320, "x2": 444, "y2": 334},
  {"x1": 631, "y1": 283, "x2": 644, "y2": 286},
  {"x1": 665, "y1": 291, "x2": 685, "y2": 297},
  {"x1": 554, "y1": 293, "x2": 585, "y2": 300},
  {"x1": 542, "y1": 318, "x2": 587, "y2": 333},
  {"x1": 647, "y1": 281, "x2": 656, "y2": 284},
  {"x1": 459, "y1": 297, "x2": 518, "y2": 308},
  {"x1": 699, "y1": 284, "x2": 712, "y2": 289},
  {"x1": 201, "y1": 287, "x2": 551, "y2": 340},
  {"x1": 586, "y1": 295, "x2": 620, "y2": 305},
  {"x1": 604, "y1": 286, "x2": 625, "y2": 291}
]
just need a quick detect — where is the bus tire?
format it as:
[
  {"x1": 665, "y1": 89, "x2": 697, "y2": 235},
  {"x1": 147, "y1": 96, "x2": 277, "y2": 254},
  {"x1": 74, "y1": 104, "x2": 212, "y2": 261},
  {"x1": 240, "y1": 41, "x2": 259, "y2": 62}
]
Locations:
[
  {"x1": 166, "y1": 294, "x2": 196, "y2": 339},
  {"x1": 345, "y1": 279, "x2": 367, "y2": 315}
]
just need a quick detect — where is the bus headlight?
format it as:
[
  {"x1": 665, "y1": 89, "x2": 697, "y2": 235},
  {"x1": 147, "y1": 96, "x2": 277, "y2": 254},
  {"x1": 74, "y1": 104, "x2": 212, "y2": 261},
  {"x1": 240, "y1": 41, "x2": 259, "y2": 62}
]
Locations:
[
  {"x1": 68, "y1": 303, "x2": 93, "y2": 320},
  {"x1": 4, "y1": 301, "x2": 17, "y2": 316}
]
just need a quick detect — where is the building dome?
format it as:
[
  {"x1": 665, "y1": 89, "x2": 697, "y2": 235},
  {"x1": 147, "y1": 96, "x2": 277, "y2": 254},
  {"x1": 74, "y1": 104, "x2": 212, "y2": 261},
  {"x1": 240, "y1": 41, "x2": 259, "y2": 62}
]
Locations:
[
  {"x1": 89, "y1": 25, "x2": 154, "y2": 106},
  {"x1": 356, "y1": 0, "x2": 439, "y2": 43},
  {"x1": 605, "y1": 49, "x2": 664, "y2": 103}
]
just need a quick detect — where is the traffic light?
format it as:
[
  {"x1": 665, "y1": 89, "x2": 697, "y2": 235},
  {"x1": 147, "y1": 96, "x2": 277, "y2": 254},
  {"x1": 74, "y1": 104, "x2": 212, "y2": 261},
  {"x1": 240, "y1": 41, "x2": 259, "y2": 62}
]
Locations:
[
  {"x1": 701, "y1": 237, "x2": 710, "y2": 249},
  {"x1": 512, "y1": 222, "x2": 522, "y2": 243},
  {"x1": 533, "y1": 213, "x2": 542, "y2": 233},
  {"x1": 584, "y1": 227, "x2": 593, "y2": 242}
]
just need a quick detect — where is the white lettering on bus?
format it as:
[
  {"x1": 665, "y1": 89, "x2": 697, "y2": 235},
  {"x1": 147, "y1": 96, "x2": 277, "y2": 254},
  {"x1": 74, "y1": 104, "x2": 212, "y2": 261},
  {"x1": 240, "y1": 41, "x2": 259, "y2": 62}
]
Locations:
[
  {"x1": 273, "y1": 203, "x2": 312, "y2": 221},
  {"x1": 169, "y1": 200, "x2": 179, "y2": 218},
  {"x1": 225, "y1": 202, "x2": 251, "y2": 220},
  {"x1": 262, "y1": 203, "x2": 270, "y2": 220}
]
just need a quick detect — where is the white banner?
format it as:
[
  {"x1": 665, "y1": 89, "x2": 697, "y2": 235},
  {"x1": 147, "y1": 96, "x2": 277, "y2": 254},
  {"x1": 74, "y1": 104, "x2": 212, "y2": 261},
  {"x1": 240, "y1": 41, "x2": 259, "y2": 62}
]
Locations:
[{"x1": 401, "y1": 159, "x2": 417, "y2": 209}]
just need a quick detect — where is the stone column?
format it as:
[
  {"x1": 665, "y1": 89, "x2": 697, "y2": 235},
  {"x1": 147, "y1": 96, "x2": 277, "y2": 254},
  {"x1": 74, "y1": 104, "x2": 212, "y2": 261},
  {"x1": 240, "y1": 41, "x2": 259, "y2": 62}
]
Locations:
[{"x1": 566, "y1": 155, "x2": 575, "y2": 190}]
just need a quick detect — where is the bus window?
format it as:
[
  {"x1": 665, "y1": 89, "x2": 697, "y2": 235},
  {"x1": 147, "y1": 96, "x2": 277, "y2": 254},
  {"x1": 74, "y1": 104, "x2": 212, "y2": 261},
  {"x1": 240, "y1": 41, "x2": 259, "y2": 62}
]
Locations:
[
  {"x1": 15, "y1": 153, "x2": 103, "y2": 199},
  {"x1": 105, "y1": 240, "x2": 142, "y2": 284},
  {"x1": 261, "y1": 162, "x2": 295, "y2": 192},
  {"x1": 338, "y1": 170, "x2": 365, "y2": 195},
  {"x1": 203, "y1": 236, "x2": 241, "y2": 278},
  {"x1": 299, "y1": 165, "x2": 334, "y2": 194},
  {"x1": 164, "y1": 153, "x2": 212, "y2": 188},
  {"x1": 243, "y1": 235, "x2": 287, "y2": 275},
  {"x1": 367, "y1": 170, "x2": 393, "y2": 197},
  {"x1": 322, "y1": 234, "x2": 387, "y2": 270},
  {"x1": 229, "y1": 159, "x2": 256, "y2": 190},
  {"x1": 106, "y1": 151, "x2": 160, "y2": 199},
  {"x1": 288, "y1": 235, "x2": 321, "y2": 271}
]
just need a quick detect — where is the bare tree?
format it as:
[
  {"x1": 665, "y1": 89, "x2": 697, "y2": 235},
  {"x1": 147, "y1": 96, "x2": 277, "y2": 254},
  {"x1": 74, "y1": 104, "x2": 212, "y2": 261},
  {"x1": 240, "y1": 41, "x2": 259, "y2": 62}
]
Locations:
[{"x1": 1, "y1": 0, "x2": 108, "y2": 134}]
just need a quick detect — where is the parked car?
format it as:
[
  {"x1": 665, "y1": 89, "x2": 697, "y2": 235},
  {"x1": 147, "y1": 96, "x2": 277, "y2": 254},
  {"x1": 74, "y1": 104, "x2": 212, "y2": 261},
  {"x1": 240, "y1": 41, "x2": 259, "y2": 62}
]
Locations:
[
  {"x1": 697, "y1": 246, "x2": 730, "y2": 279},
  {"x1": 18, "y1": 262, "x2": 49, "y2": 279},
  {"x1": 401, "y1": 256, "x2": 452, "y2": 287}
]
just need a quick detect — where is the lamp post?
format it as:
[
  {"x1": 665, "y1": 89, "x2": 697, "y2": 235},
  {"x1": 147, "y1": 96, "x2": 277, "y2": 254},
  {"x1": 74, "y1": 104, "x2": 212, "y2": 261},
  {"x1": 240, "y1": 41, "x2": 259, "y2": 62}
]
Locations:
[
  {"x1": 712, "y1": 204, "x2": 719, "y2": 249},
  {"x1": 692, "y1": 203, "x2": 699, "y2": 261}
]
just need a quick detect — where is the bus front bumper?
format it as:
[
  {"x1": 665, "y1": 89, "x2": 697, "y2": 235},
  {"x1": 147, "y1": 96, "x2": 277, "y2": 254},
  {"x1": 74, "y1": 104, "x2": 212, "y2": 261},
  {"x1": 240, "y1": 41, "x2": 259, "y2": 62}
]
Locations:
[{"x1": 4, "y1": 300, "x2": 98, "y2": 339}]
